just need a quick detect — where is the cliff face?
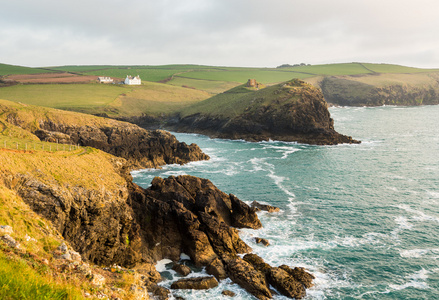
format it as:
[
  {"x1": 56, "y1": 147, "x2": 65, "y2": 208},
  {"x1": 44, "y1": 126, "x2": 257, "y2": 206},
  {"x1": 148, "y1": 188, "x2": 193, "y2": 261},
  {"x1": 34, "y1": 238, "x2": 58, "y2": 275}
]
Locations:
[
  {"x1": 3, "y1": 158, "x2": 314, "y2": 299},
  {"x1": 173, "y1": 80, "x2": 359, "y2": 145},
  {"x1": 34, "y1": 123, "x2": 208, "y2": 169},
  {"x1": 320, "y1": 74, "x2": 439, "y2": 106},
  {"x1": 0, "y1": 99, "x2": 209, "y2": 169}
]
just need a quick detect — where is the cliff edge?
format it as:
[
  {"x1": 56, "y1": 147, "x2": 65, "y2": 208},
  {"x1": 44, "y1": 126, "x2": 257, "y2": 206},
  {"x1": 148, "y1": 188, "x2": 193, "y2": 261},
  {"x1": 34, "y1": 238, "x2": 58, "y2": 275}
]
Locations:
[
  {"x1": 173, "y1": 79, "x2": 359, "y2": 145},
  {"x1": 0, "y1": 99, "x2": 209, "y2": 169}
]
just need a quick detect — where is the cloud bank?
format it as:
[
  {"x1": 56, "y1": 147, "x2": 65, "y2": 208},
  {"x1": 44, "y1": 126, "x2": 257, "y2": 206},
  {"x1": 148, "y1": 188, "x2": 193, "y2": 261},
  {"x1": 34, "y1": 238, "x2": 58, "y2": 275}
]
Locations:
[{"x1": 1, "y1": 0, "x2": 438, "y2": 68}]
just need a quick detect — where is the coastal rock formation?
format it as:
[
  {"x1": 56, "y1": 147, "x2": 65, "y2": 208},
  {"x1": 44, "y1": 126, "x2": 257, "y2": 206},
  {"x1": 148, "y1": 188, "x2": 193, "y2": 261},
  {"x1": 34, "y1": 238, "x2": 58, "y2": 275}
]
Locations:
[
  {"x1": 319, "y1": 74, "x2": 439, "y2": 106},
  {"x1": 5, "y1": 166, "x2": 314, "y2": 299},
  {"x1": 173, "y1": 79, "x2": 359, "y2": 145},
  {"x1": 170, "y1": 276, "x2": 218, "y2": 290},
  {"x1": 244, "y1": 254, "x2": 315, "y2": 299},
  {"x1": 34, "y1": 125, "x2": 208, "y2": 169},
  {"x1": 0, "y1": 99, "x2": 209, "y2": 169}
]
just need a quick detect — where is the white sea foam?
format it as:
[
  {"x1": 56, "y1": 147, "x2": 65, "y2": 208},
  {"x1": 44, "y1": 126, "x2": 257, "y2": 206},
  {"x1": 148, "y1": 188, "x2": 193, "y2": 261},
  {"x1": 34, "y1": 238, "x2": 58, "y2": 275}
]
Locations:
[
  {"x1": 180, "y1": 253, "x2": 191, "y2": 260},
  {"x1": 388, "y1": 269, "x2": 429, "y2": 291},
  {"x1": 427, "y1": 190, "x2": 439, "y2": 198},
  {"x1": 155, "y1": 258, "x2": 173, "y2": 272},
  {"x1": 397, "y1": 204, "x2": 439, "y2": 224},
  {"x1": 400, "y1": 248, "x2": 439, "y2": 258}
]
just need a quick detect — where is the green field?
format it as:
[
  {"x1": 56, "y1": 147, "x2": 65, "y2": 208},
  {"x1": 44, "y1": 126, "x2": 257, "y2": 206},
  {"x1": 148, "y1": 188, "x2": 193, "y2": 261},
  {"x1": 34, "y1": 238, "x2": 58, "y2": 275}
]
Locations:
[
  {"x1": 167, "y1": 76, "x2": 240, "y2": 94},
  {"x1": 83, "y1": 68, "x2": 181, "y2": 82},
  {"x1": 0, "y1": 84, "x2": 130, "y2": 111},
  {"x1": 2, "y1": 62, "x2": 439, "y2": 117},
  {"x1": 175, "y1": 68, "x2": 311, "y2": 83},
  {"x1": 109, "y1": 81, "x2": 210, "y2": 116},
  {"x1": 0, "y1": 63, "x2": 54, "y2": 76}
]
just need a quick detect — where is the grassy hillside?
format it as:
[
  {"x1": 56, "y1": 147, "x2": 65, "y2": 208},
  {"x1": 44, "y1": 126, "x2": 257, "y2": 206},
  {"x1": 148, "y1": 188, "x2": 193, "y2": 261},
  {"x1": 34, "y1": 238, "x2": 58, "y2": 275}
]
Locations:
[
  {"x1": 0, "y1": 63, "x2": 54, "y2": 76},
  {"x1": 316, "y1": 72, "x2": 439, "y2": 106},
  {"x1": 0, "y1": 84, "x2": 130, "y2": 111},
  {"x1": 0, "y1": 185, "x2": 86, "y2": 300},
  {"x1": 0, "y1": 99, "x2": 159, "y2": 299},
  {"x1": 109, "y1": 81, "x2": 210, "y2": 117},
  {"x1": 2, "y1": 62, "x2": 439, "y2": 119},
  {"x1": 181, "y1": 80, "x2": 301, "y2": 118},
  {"x1": 0, "y1": 82, "x2": 209, "y2": 117}
]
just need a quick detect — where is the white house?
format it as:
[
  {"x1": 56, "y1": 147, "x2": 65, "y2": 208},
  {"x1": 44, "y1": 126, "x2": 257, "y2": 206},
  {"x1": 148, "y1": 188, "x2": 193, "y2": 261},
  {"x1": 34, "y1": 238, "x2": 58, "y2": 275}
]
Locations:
[
  {"x1": 124, "y1": 75, "x2": 141, "y2": 85},
  {"x1": 97, "y1": 77, "x2": 113, "y2": 83}
]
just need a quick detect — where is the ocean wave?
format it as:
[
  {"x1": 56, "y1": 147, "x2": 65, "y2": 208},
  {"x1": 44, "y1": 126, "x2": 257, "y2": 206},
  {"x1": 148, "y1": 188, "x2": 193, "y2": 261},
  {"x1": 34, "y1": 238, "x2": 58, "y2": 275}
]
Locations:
[
  {"x1": 397, "y1": 204, "x2": 439, "y2": 224},
  {"x1": 388, "y1": 269, "x2": 429, "y2": 291},
  {"x1": 400, "y1": 248, "x2": 439, "y2": 258}
]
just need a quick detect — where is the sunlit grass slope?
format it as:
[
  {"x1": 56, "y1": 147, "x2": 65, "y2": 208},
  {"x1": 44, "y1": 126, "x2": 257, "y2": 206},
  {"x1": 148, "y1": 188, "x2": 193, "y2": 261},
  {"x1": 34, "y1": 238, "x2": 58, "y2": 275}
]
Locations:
[
  {"x1": 180, "y1": 79, "x2": 306, "y2": 119},
  {"x1": 109, "y1": 81, "x2": 210, "y2": 117},
  {"x1": 0, "y1": 186, "x2": 86, "y2": 300},
  {"x1": 0, "y1": 84, "x2": 130, "y2": 112}
]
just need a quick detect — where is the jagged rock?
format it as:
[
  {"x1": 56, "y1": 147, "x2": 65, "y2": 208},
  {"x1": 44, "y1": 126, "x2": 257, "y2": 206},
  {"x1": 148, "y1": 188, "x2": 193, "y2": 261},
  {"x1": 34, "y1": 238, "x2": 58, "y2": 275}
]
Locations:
[
  {"x1": 130, "y1": 175, "x2": 258, "y2": 264},
  {"x1": 147, "y1": 284, "x2": 170, "y2": 300},
  {"x1": 230, "y1": 194, "x2": 262, "y2": 228},
  {"x1": 35, "y1": 123, "x2": 209, "y2": 169},
  {"x1": 0, "y1": 234, "x2": 20, "y2": 249},
  {"x1": 171, "y1": 276, "x2": 218, "y2": 290},
  {"x1": 0, "y1": 225, "x2": 13, "y2": 235},
  {"x1": 206, "y1": 257, "x2": 227, "y2": 280},
  {"x1": 222, "y1": 290, "x2": 236, "y2": 297},
  {"x1": 223, "y1": 255, "x2": 272, "y2": 300},
  {"x1": 244, "y1": 254, "x2": 313, "y2": 299},
  {"x1": 172, "y1": 263, "x2": 191, "y2": 276},
  {"x1": 250, "y1": 201, "x2": 280, "y2": 213},
  {"x1": 268, "y1": 267, "x2": 306, "y2": 299},
  {"x1": 174, "y1": 79, "x2": 360, "y2": 145},
  {"x1": 137, "y1": 264, "x2": 162, "y2": 284},
  {"x1": 279, "y1": 265, "x2": 315, "y2": 289},
  {"x1": 255, "y1": 238, "x2": 270, "y2": 246}
]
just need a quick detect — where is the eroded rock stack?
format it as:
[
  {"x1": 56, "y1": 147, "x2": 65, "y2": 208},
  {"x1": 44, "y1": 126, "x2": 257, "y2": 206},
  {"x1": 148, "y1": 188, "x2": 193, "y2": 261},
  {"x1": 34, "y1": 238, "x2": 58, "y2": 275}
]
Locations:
[{"x1": 129, "y1": 175, "x2": 314, "y2": 299}]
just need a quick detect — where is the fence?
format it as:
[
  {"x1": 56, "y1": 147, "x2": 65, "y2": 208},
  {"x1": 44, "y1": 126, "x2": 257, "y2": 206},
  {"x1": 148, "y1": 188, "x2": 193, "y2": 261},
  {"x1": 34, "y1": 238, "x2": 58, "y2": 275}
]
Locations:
[{"x1": 0, "y1": 137, "x2": 80, "y2": 152}]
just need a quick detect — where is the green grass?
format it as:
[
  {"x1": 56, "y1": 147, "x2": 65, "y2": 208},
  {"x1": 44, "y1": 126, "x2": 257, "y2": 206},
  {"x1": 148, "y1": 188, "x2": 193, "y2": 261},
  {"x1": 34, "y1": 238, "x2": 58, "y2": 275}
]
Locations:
[
  {"x1": 180, "y1": 79, "x2": 306, "y2": 118},
  {"x1": 176, "y1": 68, "x2": 311, "y2": 84},
  {"x1": 166, "y1": 76, "x2": 240, "y2": 94},
  {"x1": 83, "y1": 68, "x2": 180, "y2": 82},
  {"x1": 0, "y1": 136, "x2": 81, "y2": 152},
  {"x1": 47, "y1": 65, "x2": 118, "y2": 73},
  {"x1": 0, "y1": 84, "x2": 130, "y2": 111},
  {"x1": 0, "y1": 63, "x2": 54, "y2": 76},
  {"x1": 109, "y1": 81, "x2": 210, "y2": 117},
  {"x1": 277, "y1": 63, "x2": 374, "y2": 75},
  {"x1": 360, "y1": 63, "x2": 439, "y2": 73},
  {"x1": 0, "y1": 250, "x2": 83, "y2": 300}
]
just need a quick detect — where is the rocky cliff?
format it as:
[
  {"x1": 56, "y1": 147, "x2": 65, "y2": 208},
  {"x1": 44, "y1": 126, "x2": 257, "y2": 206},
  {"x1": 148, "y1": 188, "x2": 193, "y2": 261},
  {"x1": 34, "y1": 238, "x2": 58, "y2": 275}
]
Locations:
[
  {"x1": 319, "y1": 73, "x2": 439, "y2": 106},
  {"x1": 0, "y1": 99, "x2": 209, "y2": 169},
  {"x1": 0, "y1": 99, "x2": 314, "y2": 298},
  {"x1": 172, "y1": 79, "x2": 359, "y2": 145},
  {"x1": 2, "y1": 149, "x2": 314, "y2": 299}
]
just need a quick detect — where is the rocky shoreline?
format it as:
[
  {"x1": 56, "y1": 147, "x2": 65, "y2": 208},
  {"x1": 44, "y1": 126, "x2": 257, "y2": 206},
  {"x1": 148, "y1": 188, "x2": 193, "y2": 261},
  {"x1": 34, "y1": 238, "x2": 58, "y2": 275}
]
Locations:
[{"x1": 0, "y1": 99, "x2": 316, "y2": 298}]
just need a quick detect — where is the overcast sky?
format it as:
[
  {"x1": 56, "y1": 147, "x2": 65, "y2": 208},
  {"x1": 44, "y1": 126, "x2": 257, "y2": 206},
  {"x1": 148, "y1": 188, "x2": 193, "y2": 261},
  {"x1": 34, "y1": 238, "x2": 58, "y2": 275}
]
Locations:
[{"x1": 1, "y1": 0, "x2": 439, "y2": 68}]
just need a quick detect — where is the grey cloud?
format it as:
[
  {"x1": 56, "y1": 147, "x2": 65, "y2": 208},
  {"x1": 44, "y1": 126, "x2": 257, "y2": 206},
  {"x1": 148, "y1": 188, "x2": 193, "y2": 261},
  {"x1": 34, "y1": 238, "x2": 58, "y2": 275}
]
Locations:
[{"x1": 1, "y1": 0, "x2": 439, "y2": 67}]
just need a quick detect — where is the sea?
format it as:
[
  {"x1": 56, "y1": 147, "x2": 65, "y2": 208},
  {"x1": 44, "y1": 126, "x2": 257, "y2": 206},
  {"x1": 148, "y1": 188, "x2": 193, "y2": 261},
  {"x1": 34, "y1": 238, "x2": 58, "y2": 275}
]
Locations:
[{"x1": 132, "y1": 105, "x2": 439, "y2": 299}]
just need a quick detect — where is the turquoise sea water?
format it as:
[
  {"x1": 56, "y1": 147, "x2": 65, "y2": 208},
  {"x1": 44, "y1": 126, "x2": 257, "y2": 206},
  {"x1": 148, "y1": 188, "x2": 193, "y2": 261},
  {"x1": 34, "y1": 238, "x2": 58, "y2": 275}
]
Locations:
[{"x1": 132, "y1": 106, "x2": 439, "y2": 299}]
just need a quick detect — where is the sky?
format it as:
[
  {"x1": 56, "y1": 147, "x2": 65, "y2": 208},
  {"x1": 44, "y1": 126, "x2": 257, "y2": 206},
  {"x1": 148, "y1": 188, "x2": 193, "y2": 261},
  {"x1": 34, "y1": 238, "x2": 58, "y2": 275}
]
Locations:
[{"x1": 1, "y1": 0, "x2": 439, "y2": 68}]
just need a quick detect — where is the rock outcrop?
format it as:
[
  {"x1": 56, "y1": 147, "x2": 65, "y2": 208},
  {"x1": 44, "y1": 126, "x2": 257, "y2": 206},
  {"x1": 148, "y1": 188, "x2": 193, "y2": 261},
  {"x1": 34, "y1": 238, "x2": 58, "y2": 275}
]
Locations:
[
  {"x1": 6, "y1": 169, "x2": 314, "y2": 299},
  {"x1": 173, "y1": 79, "x2": 359, "y2": 145},
  {"x1": 33, "y1": 124, "x2": 208, "y2": 169},
  {"x1": 170, "y1": 276, "x2": 218, "y2": 290},
  {"x1": 319, "y1": 74, "x2": 439, "y2": 106},
  {"x1": 0, "y1": 100, "x2": 209, "y2": 169}
]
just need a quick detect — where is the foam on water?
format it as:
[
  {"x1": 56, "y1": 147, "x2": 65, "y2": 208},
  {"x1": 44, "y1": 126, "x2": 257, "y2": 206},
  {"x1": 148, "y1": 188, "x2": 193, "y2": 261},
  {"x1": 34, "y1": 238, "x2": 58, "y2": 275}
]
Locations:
[
  {"x1": 133, "y1": 106, "x2": 439, "y2": 299},
  {"x1": 388, "y1": 269, "x2": 430, "y2": 291}
]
